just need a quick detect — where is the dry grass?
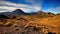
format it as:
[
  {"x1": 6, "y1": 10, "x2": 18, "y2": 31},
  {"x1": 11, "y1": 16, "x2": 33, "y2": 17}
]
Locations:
[{"x1": 0, "y1": 14, "x2": 60, "y2": 34}]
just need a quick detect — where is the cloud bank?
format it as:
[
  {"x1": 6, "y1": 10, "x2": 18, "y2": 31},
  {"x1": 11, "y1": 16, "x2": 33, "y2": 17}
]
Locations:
[
  {"x1": 0, "y1": 0, "x2": 60, "y2": 14},
  {"x1": 43, "y1": 6, "x2": 60, "y2": 14},
  {"x1": 0, "y1": 1, "x2": 41, "y2": 12}
]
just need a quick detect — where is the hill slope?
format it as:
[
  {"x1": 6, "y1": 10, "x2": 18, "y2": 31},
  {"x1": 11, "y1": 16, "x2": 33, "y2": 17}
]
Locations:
[
  {"x1": 0, "y1": 9, "x2": 60, "y2": 34},
  {"x1": 0, "y1": 14, "x2": 60, "y2": 34}
]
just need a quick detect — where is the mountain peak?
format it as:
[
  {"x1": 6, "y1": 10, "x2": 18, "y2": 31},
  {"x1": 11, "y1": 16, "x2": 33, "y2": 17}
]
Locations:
[
  {"x1": 12, "y1": 9, "x2": 25, "y2": 15},
  {"x1": 14, "y1": 9, "x2": 23, "y2": 11}
]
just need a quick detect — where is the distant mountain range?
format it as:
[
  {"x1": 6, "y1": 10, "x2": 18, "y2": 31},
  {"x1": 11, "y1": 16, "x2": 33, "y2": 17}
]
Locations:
[
  {"x1": 0, "y1": 9, "x2": 55, "y2": 15},
  {"x1": 0, "y1": 9, "x2": 56, "y2": 19}
]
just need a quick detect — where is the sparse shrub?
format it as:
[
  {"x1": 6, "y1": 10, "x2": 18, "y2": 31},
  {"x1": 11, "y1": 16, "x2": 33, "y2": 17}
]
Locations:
[
  {"x1": 2, "y1": 20, "x2": 6, "y2": 24},
  {"x1": 16, "y1": 29, "x2": 19, "y2": 30},
  {"x1": 14, "y1": 25, "x2": 18, "y2": 27},
  {"x1": 5, "y1": 23, "x2": 13, "y2": 27},
  {"x1": 47, "y1": 32, "x2": 56, "y2": 34},
  {"x1": 33, "y1": 26, "x2": 40, "y2": 31},
  {"x1": 13, "y1": 16, "x2": 16, "y2": 19},
  {"x1": 0, "y1": 24, "x2": 4, "y2": 27},
  {"x1": 17, "y1": 19, "x2": 20, "y2": 20},
  {"x1": 47, "y1": 32, "x2": 52, "y2": 34},
  {"x1": 20, "y1": 18, "x2": 27, "y2": 21},
  {"x1": 53, "y1": 33, "x2": 56, "y2": 34}
]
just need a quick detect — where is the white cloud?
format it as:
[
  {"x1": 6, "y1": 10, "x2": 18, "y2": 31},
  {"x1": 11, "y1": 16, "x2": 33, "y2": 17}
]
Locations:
[
  {"x1": 0, "y1": 1, "x2": 41, "y2": 12},
  {"x1": 25, "y1": 0, "x2": 43, "y2": 10},
  {"x1": 55, "y1": 7, "x2": 60, "y2": 12},
  {"x1": 0, "y1": 6, "x2": 17, "y2": 10},
  {"x1": 44, "y1": 6, "x2": 60, "y2": 14},
  {"x1": 25, "y1": 0, "x2": 42, "y2": 5}
]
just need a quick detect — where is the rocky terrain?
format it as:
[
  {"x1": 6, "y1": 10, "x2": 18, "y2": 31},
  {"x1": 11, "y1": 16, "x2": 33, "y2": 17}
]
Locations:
[{"x1": 0, "y1": 9, "x2": 60, "y2": 34}]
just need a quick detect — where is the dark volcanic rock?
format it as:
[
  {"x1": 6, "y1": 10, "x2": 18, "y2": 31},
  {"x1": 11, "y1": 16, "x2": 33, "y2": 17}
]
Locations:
[
  {"x1": 12, "y1": 9, "x2": 26, "y2": 15},
  {"x1": 0, "y1": 14, "x2": 9, "y2": 19}
]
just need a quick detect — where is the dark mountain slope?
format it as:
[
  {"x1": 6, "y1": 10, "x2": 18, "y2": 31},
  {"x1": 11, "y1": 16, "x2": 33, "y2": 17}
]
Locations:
[
  {"x1": 12, "y1": 9, "x2": 26, "y2": 15},
  {"x1": 0, "y1": 14, "x2": 9, "y2": 19},
  {"x1": 0, "y1": 9, "x2": 55, "y2": 19}
]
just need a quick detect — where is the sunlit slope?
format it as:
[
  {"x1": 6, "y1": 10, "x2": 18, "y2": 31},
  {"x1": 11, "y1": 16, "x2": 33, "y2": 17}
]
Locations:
[
  {"x1": 40, "y1": 15, "x2": 60, "y2": 26},
  {"x1": 39, "y1": 15, "x2": 60, "y2": 32},
  {"x1": 0, "y1": 14, "x2": 60, "y2": 34}
]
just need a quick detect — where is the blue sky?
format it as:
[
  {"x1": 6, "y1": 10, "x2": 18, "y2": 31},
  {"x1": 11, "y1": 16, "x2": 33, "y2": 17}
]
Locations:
[{"x1": 0, "y1": 0, "x2": 60, "y2": 14}]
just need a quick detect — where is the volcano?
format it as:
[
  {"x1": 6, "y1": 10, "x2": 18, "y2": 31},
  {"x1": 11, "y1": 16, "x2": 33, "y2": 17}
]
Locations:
[{"x1": 12, "y1": 9, "x2": 26, "y2": 15}]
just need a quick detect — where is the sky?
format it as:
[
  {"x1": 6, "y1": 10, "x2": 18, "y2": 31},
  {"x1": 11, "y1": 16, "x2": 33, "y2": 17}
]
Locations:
[{"x1": 0, "y1": 0, "x2": 60, "y2": 14}]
